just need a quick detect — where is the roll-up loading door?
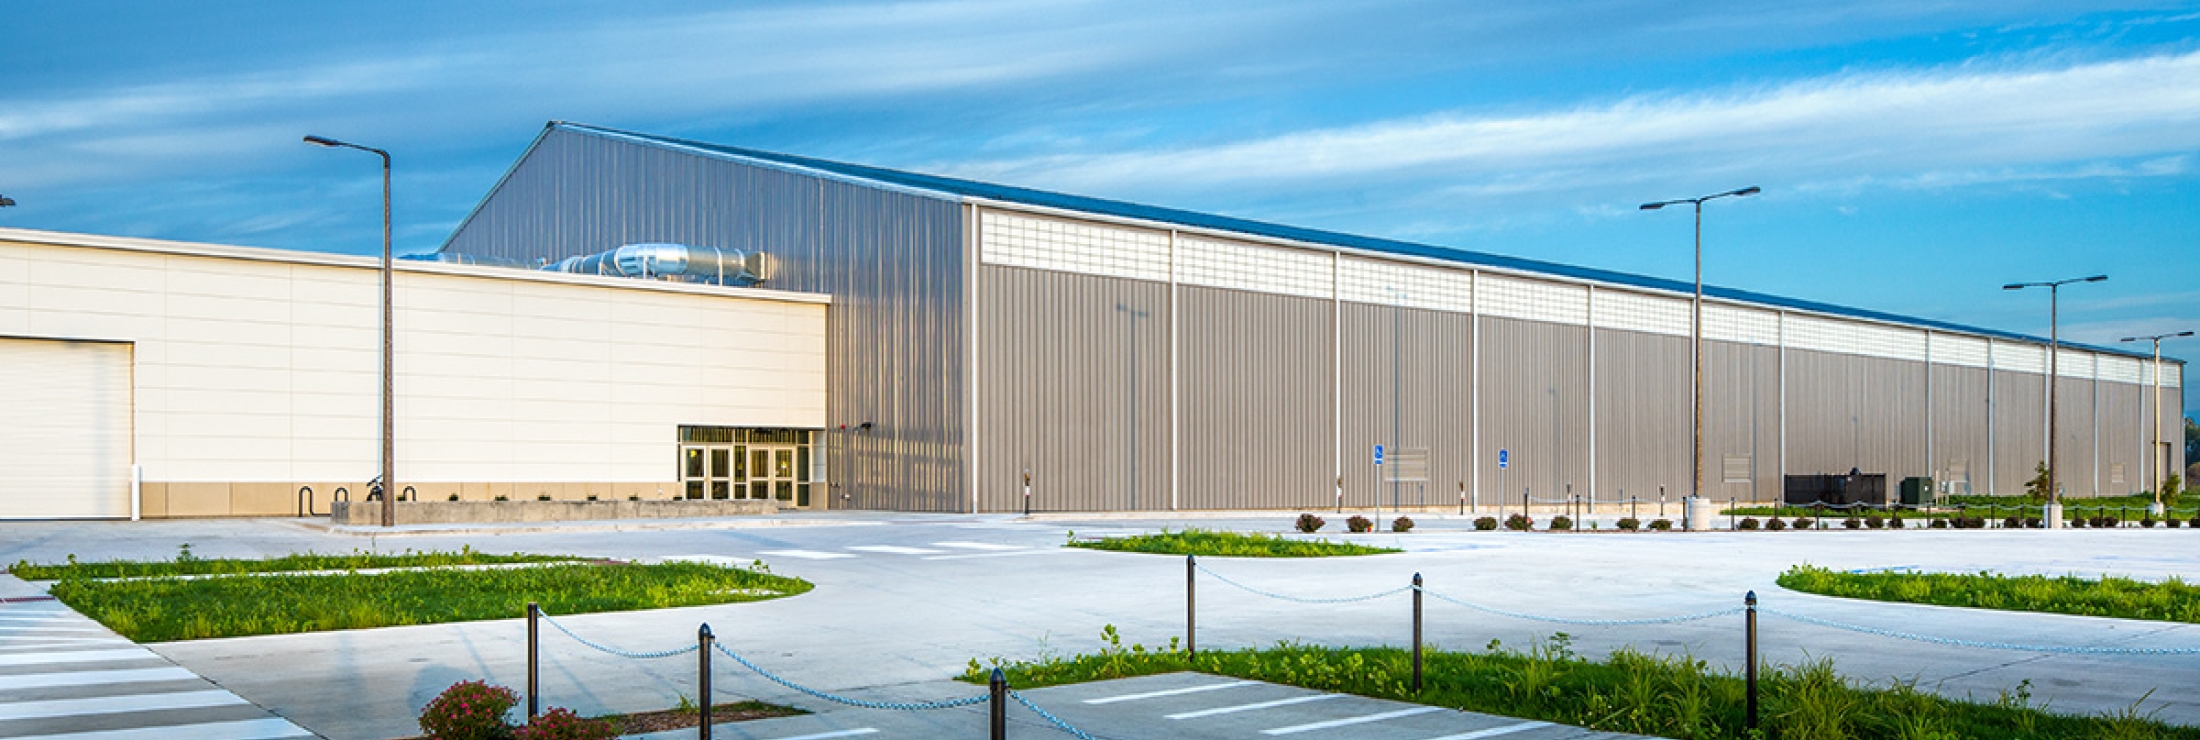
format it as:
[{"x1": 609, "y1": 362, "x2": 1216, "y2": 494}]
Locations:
[{"x1": 0, "y1": 338, "x2": 132, "y2": 519}]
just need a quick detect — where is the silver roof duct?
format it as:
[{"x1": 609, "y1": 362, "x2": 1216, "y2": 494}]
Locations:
[{"x1": 548, "y1": 243, "x2": 765, "y2": 286}]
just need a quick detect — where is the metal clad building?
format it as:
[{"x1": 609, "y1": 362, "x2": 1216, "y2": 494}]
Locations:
[{"x1": 440, "y1": 122, "x2": 2187, "y2": 513}]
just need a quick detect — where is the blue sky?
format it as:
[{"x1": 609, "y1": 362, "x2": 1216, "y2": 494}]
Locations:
[{"x1": 2, "y1": 1, "x2": 2196, "y2": 415}]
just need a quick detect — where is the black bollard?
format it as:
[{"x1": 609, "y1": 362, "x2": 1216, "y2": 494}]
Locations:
[
  {"x1": 1745, "y1": 592, "x2": 1759, "y2": 730},
  {"x1": 698, "y1": 623, "x2": 713, "y2": 740},
  {"x1": 1411, "y1": 573, "x2": 1424, "y2": 692},
  {"x1": 526, "y1": 602, "x2": 540, "y2": 720},
  {"x1": 990, "y1": 667, "x2": 1008, "y2": 740}
]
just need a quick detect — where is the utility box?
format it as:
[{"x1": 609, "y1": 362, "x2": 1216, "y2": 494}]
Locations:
[{"x1": 1899, "y1": 476, "x2": 1935, "y2": 507}]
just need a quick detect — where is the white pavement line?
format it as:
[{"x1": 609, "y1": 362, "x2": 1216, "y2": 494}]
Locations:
[
  {"x1": 0, "y1": 648, "x2": 153, "y2": 667},
  {"x1": 1084, "y1": 680, "x2": 1258, "y2": 704},
  {"x1": 1418, "y1": 721, "x2": 1553, "y2": 740},
  {"x1": 0, "y1": 641, "x2": 134, "y2": 653},
  {"x1": 1261, "y1": 706, "x2": 1446, "y2": 735},
  {"x1": 767, "y1": 729, "x2": 881, "y2": 740},
  {"x1": 0, "y1": 666, "x2": 199, "y2": 691},
  {"x1": 921, "y1": 550, "x2": 1066, "y2": 561},
  {"x1": 0, "y1": 689, "x2": 247, "y2": 721},
  {"x1": 0, "y1": 717, "x2": 312, "y2": 740},
  {"x1": 846, "y1": 545, "x2": 946, "y2": 555},
  {"x1": 0, "y1": 615, "x2": 74, "y2": 623},
  {"x1": 930, "y1": 542, "x2": 1025, "y2": 551},
  {"x1": 0, "y1": 625, "x2": 108, "y2": 633},
  {"x1": 758, "y1": 550, "x2": 859, "y2": 561},
  {"x1": 0, "y1": 635, "x2": 129, "y2": 644},
  {"x1": 1165, "y1": 694, "x2": 1342, "y2": 719}
]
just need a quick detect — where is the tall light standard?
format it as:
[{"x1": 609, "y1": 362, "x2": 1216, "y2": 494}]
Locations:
[
  {"x1": 1640, "y1": 186, "x2": 1759, "y2": 506},
  {"x1": 2122, "y1": 330, "x2": 2193, "y2": 516},
  {"x1": 2004, "y1": 274, "x2": 2106, "y2": 528},
  {"x1": 304, "y1": 135, "x2": 395, "y2": 528}
]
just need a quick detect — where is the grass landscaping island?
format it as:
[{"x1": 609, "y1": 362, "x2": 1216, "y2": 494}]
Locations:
[
  {"x1": 22, "y1": 552, "x2": 811, "y2": 641},
  {"x1": 967, "y1": 627, "x2": 2197, "y2": 739},
  {"x1": 1778, "y1": 565, "x2": 2200, "y2": 624},
  {"x1": 9, "y1": 546, "x2": 576, "y2": 580},
  {"x1": 1066, "y1": 529, "x2": 1400, "y2": 557}
]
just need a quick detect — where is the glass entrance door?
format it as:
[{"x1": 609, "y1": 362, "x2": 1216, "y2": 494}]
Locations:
[
  {"x1": 681, "y1": 445, "x2": 741, "y2": 500},
  {"x1": 749, "y1": 445, "x2": 806, "y2": 504}
]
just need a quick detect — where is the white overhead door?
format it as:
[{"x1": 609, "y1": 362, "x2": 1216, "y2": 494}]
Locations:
[{"x1": 0, "y1": 338, "x2": 132, "y2": 519}]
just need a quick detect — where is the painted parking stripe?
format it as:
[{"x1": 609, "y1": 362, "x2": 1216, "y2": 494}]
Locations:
[
  {"x1": 1166, "y1": 693, "x2": 1341, "y2": 719},
  {"x1": 930, "y1": 542, "x2": 1024, "y2": 551},
  {"x1": 0, "y1": 648, "x2": 154, "y2": 667},
  {"x1": 0, "y1": 666, "x2": 199, "y2": 691},
  {"x1": 1262, "y1": 706, "x2": 1446, "y2": 735},
  {"x1": 0, "y1": 625, "x2": 109, "y2": 633},
  {"x1": 922, "y1": 550, "x2": 1067, "y2": 561},
  {"x1": 0, "y1": 717, "x2": 313, "y2": 740},
  {"x1": 846, "y1": 545, "x2": 946, "y2": 555},
  {"x1": 0, "y1": 615, "x2": 74, "y2": 623},
  {"x1": 0, "y1": 641, "x2": 134, "y2": 652},
  {"x1": 767, "y1": 729, "x2": 880, "y2": 740},
  {"x1": 1418, "y1": 721, "x2": 1553, "y2": 740},
  {"x1": 0, "y1": 635, "x2": 130, "y2": 644},
  {"x1": 757, "y1": 550, "x2": 859, "y2": 561},
  {"x1": 1084, "y1": 679, "x2": 1258, "y2": 704},
  {"x1": 0, "y1": 689, "x2": 247, "y2": 721}
]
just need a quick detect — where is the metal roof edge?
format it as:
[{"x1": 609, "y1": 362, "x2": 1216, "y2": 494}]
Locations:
[
  {"x1": 553, "y1": 122, "x2": 967, "y2": 204},
  {"x1": 437, "y1": 122, "x2": 559, "y2": 254}
]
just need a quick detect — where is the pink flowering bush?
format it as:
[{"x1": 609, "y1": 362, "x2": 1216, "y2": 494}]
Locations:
[
  {"x1": 419, "y1": 680, "x2": 519, "y2": 740},
  {"x1": 515, "y1": 707, "x2": 616, "y2": 740}
]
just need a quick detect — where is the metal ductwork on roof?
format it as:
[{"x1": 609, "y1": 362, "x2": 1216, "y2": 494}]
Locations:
[{"x1": 547, "y1": 243, "x2": 766, "y2": 286}]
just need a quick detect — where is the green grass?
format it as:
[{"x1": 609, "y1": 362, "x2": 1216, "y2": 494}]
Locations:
[
  {"x1": 9, "y1": 545, "x2": 577, "y2": 580},
  {"x1": 966, "y1": 626, "x2": 2197, "y2": 739},
  {"x1": 48, "y1": 561, "x2": 812, "y2": 642},
  {"x1": 1065, "y1": 528, "x2": 1400, "y2": 557},
  {"x1": 1778, "y1": 565, "x2": 2200, "y2": 624},
  {"x1": 1719, "y1": 505, "x2": 1955, "y2": 519},
  {"x1": 1725, "y1": 494, "x2": 2199, "y2": 520}
]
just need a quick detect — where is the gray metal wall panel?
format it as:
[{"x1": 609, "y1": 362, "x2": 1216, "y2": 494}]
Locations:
[
  {"x1": 2150, "y1": 377, "x2": 2188, "y2": 490},
  {"x1": 2053, "y1": 376, "x2": 2097, "y2": 497},
  {"x1": 1783, "y1": 350, "x2": 1929, "y2": 483},
  {"x1": 1476, "y1": 317, "x2": 1590, "y2": 505},
  {"x1": 1990, "y1": 370, "x2": 2047, "y2": 494},
  {"x1": 1594, "y1": 330, "x2": 1688, "y2": 504},
  {"x1": 2097, "y1": 381, "x2": 2142, "y2": 496},
  {"x1": 1930, "y1": 365, "x2": 1990, "y2": 494},
  {"x1": 1180, "y1": 286, "x2": 1334, "y2": 510},
  {"x1": 1702, "y1": 339, "x2": 1781, "y2": 503},
  {"x1": 442, "y1": 128, "x2": 969, "y2": 511},
  {"x1": 976, "y1": 266, "x2": 1168, "y2": 512},
  {"x1": 1341, "y1": 303, "x2": 1473, "y2": 510}
]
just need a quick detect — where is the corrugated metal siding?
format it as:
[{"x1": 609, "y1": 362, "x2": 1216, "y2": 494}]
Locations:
[
  {"x1": 1340, "y1": 303, "x2": 1473, "y2": 510},
  {"x1": 1701, "y1": 339, "x2": 1780, "y2": 502},
  {"x1": 976, "y1": 265, "x2": 1168, "y2": 511},
  {"x1": 2054, "y1": 376, "x2": 2097, "y2": 497},
  {"x1": 1991, "y1": 370, "x2": 2047, "y2": 494},
  {"x1": 1594, "y1": 330, "x2": 1688, "y2": 503},
  {"x1": 2097, "y1": 381, "x2": 2143, "y2": 496},
  {"x1": 1180, "y1": 286, "x2": 1334, "y2": 509},
  {"x1": 1476, "y1": 317, "x2": 1590, "y2": 504},
  {"x1": 439, "y1": 128, "x2": 969, "y2": 511},
  {"x1": 1783, "y1": 349, "x2": 1928, "y2": 482},
  {"x1": 1929, "y1": 365, "x2": 1990, "y2": 494}
]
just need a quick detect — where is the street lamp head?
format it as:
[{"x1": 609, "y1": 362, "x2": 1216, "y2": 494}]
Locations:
[
  {"x1": 303, "y1": 135, "x2": 342, "y2": 147},
  {"x1": 2121, "y1": 336, "x2": 2140, "y2": 343},
  {"x1": 2083, "y1": 274, "x2": 2108, "y2": 283},
  {"x1": 1730, "y1": 186, "x2": 1761, "y2": 197},
  {"x1": 2177, "y1": 331, "x2": 2197, "y2": 338},
  {"x1": 2002, "y1": 283, "x2": 2026, "y2": 290},
  {"x1": 1639, "y1": 202, "x2": 1666, "y2": 210}
]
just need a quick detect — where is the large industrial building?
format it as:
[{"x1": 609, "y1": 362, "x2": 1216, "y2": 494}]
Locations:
[{"x1": 0, "y1": 120, "x2": 2184, "y2": 518}]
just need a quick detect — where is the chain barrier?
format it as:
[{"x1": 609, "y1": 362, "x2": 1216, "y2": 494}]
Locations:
[
  {"x1": 711, "y1": 642, "x2": 989, "y2": 711},
  {"x1": 1010, "y1": 689, "x2": 1101, "y2": 740},
  {"x1": 539, "y1": 612, "x2": 698, "y2": 659},
  {"x1": 1194, "y1": 562, "x2": 1412, "y2": 604},
  {"x1": 1760, "y1": 607, "x2": 2200, "y2": 656},
  {"x1": 1418, "y1": 586, "x2": 1745, "y2": 627}
]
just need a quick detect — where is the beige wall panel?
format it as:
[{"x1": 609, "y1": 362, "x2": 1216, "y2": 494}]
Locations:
[
  {"x1": 1929, "y1": 364, "x2": 1991, "y2": 495},
  {"x1": 2098, "y1": 381, "x2": 2144, "y2": 496},
  {"x1": 138, "y1": 482, "x2": 169, "y2": 518},
  {"x1": 1477, "y1": 317, "x2": 1591, "y2": 505},
  {"x1": 164, "y1": 483, "x2": 231, "y2": 517},
  {"x1": 1595, "y1": 329, "x2": 1688, "y2": 502},
  {"x1": 1992, "y1": 370, "x2": 2048, "y2": 494},
  {"x1": 1342, "y1": 303, "x2": 1473, "y2": 510},
  {"x1": 1783, "y1": 349, "x2": 1929, "y2": 483},
  {"x1": 2054, "y1": 376, "x2": 2097, "y2": 497},
  {"x1": 1701, "y1": 340, "x2": 1782, "y2": 503},
  {"x1": 1180, "y1": 286, "x2": 1334, "y2": 510},
  {"x1": 230, "y1": 483, "x2": 293, "y2": 516}
]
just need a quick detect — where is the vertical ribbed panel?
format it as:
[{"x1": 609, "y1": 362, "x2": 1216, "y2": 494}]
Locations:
[
  {"x1": 1592, "y1": 329, "x2": 1687, "y2": 502},
  {"x1": 438, "y1": 127, "x2": 968, "y2": 511},
  {"x1": 1783, "y1": 350, "x2": 1928, "y2": 481},
  {"x1": 2053, "y1": 376, "x2": 2096, "y2": 496},
  {"x1": 1990, "y1": 371, "x2": 2047, "y2": 494},
  {"x1": 1929, "y1": 365, "x2": 1990, "y2": 494},
  {"x1": 976, "y1": 265, "x2": 1168, "y2": 511},
  {"x1": 1180, "y1": 286, "x2": 1334, "y2": 509},
  {"x1": 1701, "y1": 340, "x2": 1780, "y2": 502},
  {"x1": 1475, "y1": 317, "x2": 1590, "y2": 503},
  {"x1": 1339, "y1": 304, "x2": 1474, "y2": 510},
  {"x1": 2097, "y1": 382, "x2": 2143, "y2": 496}
]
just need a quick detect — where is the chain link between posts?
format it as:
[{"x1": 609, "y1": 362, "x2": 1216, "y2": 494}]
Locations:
[
  {"x1": 711, "y1": 642, "x2": 989, "y2": 711},
  {"x1": 540, "y1": 612, "x2": 698, "y2": 659},
  {"x1": 1011, "y1": 689, "x2": 1101, "y2": 740},
  {"x1": 1194, "y1": 561, "x2": 1413, "y2": 604},
  {"x1": 1418, "y1": 587, "x2": 1747, "y2": 627}
]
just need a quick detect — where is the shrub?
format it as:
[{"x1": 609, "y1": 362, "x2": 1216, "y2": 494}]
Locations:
[
  {"x1": 1294, "y1": 513, "x2": 1326, "y2": 533},
  {"x1": 1548, "y1": 515, "x2": 1574, "y2": 531},
  {"x1": 2003, "y1": 516, "x2": 2022, "y2": 528},
  {"x1": 419, "y1": 680, "x2": 518, "y2": 740},
  {"x1": 1766, "y1": 517, "x2": 1787, "y2": 531},
  {"x1": 1616, "y1": 517, "x2": 1641, "y2": 531},
  {"x1": 1391, "y1": 516, "x2": 1415, "y2": 533},
  {"x1": 1648, "y1": 518, "x2": 1673, "y2": 531},
  {"x1": 2189, "y1": 515, "x2": 2200, "y2": 528},
  {"x1": 2069, "y1": 516, "x2": 2087, "y2": 528},
  {"x1": 1929, "y1": 518, "x2": 1948, "y2": 529},
  {"x1": 2024, "y1": 517, "x2": 2042, "y2": 528},
  {"x1": 1505, "y1": 513, "x2": 1534, "y2": 531},
  {"x1": 2141, "y1": 517, "x2": 2158, "y2": 528},
  {"x1": 1793, "y1": 517, "x2": 1814, "y2": 530},
  {"x1": 1889, "y1": 514, "x2": 1906, "y2": 529},
  {"x1": 1843, "y1": 517, "x2": 1862, "y2": 530},
  {"x1": 1346, "y1": 515, "x2": 1374, "y2": 533},
  {"x1": 1473, "y1": 516, "x2": 1498, "y2": 531},
  {"x1": 2163, "y1": 473, "x2": 2184, "y2": 508},
  {"x1": 536, "y1": 493, "x2": 552, "y2": 501},
  {"x1": 515, "y1": 708, "x2": 615, "y2": 740},
  {"x1": 1865, "y1": 515, "x2": 1885, "y2": 529},
  {"x1": 1737, "y1": 517, "x2": 1759, "y2": 531},
  {"x1": 447, "y1": 493, "x2": 460, "y2": 501},
  {"x1": 2099, "y1": 516, "x2": 2121, "y2": 528},
  {"x1": 2167, "y1": 517, "x2": 2183, "y2": 529}
]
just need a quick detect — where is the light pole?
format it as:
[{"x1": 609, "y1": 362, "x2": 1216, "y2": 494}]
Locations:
[
  {"x1": 2122, "y1": 330, "x2": 2193, "y2": 515},
  {"x1": 2004, "y1": 274, "x2": 2106, "y2": 528},
  {"x1": 1640, "y1": 186, "x2": 1759, "y2": 506},
  {"x1": 305, "y1": 135, "x2": 395, "y2": 528}
]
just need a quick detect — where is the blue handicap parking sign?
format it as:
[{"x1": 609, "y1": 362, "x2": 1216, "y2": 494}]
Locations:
[
  {"x1": 1373, "y1": 444, "x2": 1384, "y2": 465},
  {"x1": 1498, "y1": 449, "x2": 1509, "y2": 469}
]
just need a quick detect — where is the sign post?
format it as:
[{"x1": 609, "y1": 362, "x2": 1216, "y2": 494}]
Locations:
[
  {"x1": 1373, "y1": 444, "x2": 1384, "y2": 520},
  {"x1": 1498, "y1": 448, "x2": 1509, "y2": 521}
]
